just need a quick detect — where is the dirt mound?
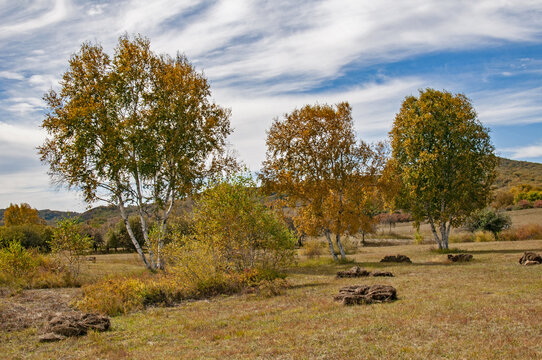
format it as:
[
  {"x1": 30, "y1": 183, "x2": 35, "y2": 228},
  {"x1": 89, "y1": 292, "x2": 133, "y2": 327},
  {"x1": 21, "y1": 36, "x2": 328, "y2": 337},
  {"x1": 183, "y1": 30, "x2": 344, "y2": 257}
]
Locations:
[
  {"x1": 334, "y1": 284, "x2": 397, "y2": 305},
  {"x1": 380, "y1": 254, "x2": 411, "y2": 263},
  {"x1": 519, "y1": 252, "x2": 542, "y2": 265},
  {"x1": 0, "y1": 288, "x2": 81, "y2": 332},
  {"x1": 39, "y1": 313, "x2": 110, "y2": 342},
  {"x1": 447, "y1": 254, "x2": 473, "y2": 262},
  {"x1": 336, "y1": 266, "x2": 371, "y2": 278}
]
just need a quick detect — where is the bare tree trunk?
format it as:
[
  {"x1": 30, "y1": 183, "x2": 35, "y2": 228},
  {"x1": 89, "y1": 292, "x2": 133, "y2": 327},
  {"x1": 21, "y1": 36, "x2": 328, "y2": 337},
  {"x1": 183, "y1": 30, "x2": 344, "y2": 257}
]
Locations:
[
  {"x1": 362, "y1": 231, "x2": 366, "y2": 246},
  {"x1": 156, "y1": 191, "x2": 175, "y2": 270},
  {"x1": 324, "y1": 229, "x2": 339, "y2": 262},
  {"x1": 118, "y1": 194, "x2": 152, "y2": 270},
  {"x1": 335, "y1": 233, "x2": 346, "y2": 261},
  {"x1": 427, "y1": 214, "x2": 443, "y2": 249}
]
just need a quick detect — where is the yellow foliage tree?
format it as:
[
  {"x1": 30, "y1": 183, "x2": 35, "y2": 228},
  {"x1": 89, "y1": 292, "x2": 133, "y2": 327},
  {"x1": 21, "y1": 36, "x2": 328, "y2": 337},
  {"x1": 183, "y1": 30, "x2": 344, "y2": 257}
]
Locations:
[
  {"x1": 261, "y1": 102, "x2": 387, "y2": 261},
  {"x1": 3, "y1": 203, "x2": 44, "y2": 227}
]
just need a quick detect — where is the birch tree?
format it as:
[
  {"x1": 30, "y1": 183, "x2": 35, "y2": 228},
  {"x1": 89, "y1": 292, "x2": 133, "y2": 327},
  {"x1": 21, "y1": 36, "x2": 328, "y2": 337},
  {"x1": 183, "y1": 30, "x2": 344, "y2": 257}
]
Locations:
[
  {"x1": 389, "y1": 88, "x2": 497, "y2": 249},
  {"x1": 261, "y1": 102, "x2": 386, "y2": 261},
  {"x1": 39, "y1": 35, "x2": 232, "y2": 270}
]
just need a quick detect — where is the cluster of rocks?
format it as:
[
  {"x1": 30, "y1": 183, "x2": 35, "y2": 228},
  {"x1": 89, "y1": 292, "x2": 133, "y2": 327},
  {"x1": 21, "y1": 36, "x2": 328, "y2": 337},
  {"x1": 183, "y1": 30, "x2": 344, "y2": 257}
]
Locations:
[
  {"x1": 39, "y1": 313, "x2": 110, "y2": 342},
  {"x1": 519, "y1": 252, "x2": 542, "y2": 266},
  {"x1": 447, "y1": 253, "x2": 473, "y2": 262},
  {"x1": 336, "y1": 266, "x2": 393, "y2": 278},
  {"x1": 380, "y1": 254, "x2": 412, "y2": 263},
  {"x1": 334, "y1": 284, "x2": 397, "y2": 305}
]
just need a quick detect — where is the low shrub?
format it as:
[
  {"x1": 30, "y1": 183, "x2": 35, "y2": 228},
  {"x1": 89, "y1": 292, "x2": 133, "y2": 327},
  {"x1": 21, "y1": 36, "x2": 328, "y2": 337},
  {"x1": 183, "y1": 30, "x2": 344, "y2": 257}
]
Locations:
[
  {"x1": 0, "y1": 241, "x2": 75, "y2": 289},
  {"x1": 449, "y1": 233, "x2": 474, "y2": 243},
  {"x1": 474, "y1": 230, "x2": 495, "y2": 242},
  {"x1": 534, "y1": 200, "x2": 542, "y2": 208},
  {"x1": 499, "y1": 224, "x2": 542, "y2": 241},
  {"x1": 300, "y1": 239, "x2": 325, "y2": 258},
  {"x1": 77, "y1": 269, "x2": 287, "y2": 316},
  {"x1": 414, "y1": 231, "x2": 424, "y2": 245},
  {"x1": 257, "y1": 278, "x2": 290, "y2": 297},
  {"x1": 515, "y1": 200, "x2": 532, "y2": 210}
]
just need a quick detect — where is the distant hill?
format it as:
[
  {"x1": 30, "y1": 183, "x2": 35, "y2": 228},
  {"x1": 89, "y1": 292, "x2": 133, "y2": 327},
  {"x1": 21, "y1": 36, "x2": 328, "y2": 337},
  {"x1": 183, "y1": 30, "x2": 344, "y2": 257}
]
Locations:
[{"x1": 494, "y1": 157, "x2": 542, "y2": 190}]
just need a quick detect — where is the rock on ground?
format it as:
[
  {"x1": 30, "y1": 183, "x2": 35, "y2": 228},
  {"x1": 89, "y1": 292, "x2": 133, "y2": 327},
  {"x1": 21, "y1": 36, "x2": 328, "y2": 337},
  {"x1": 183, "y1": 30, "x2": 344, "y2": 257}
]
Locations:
[
  {"x1": 334, "y1": 284, "x2": 397, "y2": 305},
  {"x1": 380, "y1": 254, "x2": 411, "y2": 263},
  {"x1": 447, "y1": 254, "x2": 473, "y2": 262},
  {"x1": 519, "y1": 252, "x2": 542, "y2": 265}
]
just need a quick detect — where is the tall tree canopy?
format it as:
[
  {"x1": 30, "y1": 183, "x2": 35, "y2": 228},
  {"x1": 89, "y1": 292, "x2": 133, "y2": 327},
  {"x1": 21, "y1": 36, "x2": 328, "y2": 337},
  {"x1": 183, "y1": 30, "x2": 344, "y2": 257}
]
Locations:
[
  {"x1": 389, "y1": 88, "x2": 497, "y2": 249},
  {"x1": 39, "y1": 35, "x2": 232, "y2": 269},
  {"x1": 261, "y1": 102, "x2": 387, "y2": 261}
]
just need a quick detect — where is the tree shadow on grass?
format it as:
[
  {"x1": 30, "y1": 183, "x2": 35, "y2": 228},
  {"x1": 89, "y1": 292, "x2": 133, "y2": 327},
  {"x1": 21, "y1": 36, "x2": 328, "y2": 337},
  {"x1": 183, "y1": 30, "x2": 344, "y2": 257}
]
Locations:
[{"x1": 288, "y1": 282, "x2": 328, "y2": 290}]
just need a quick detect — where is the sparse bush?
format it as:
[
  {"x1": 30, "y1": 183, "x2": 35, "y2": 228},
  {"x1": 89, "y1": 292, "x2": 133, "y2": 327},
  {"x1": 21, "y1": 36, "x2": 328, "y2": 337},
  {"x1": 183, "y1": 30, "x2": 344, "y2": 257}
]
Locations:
[
  {"x1": 474, "y1": 230, "x2": 495, "y2": 242},
  {"x1": 257, "y1": 278, "x2": 290, "y2": 297},
  {"x1": 534, "y1": 200, "x2": 542, "y2": 208},
  {"x1": 449, "y1": 232, "x2": 475, "y2": 243},
  {"x1": 340, "y1": 236, "x2": 358, "y2": 254},
  {"x1": 515, "y1": 199, "x2": 532, "y2": 210},
  {"x1": 492, "y1": 190, "x2": 514, "y2": 209},
  {"x1": 49, "y1": 217, "x2": 92, "y2": 282},
  {"x1": 414, "y1": 231, "x2": 424, "y2": 245},
  {"x1": 300, "y1": 239, "x2": 325, "y2": 258},
  {"x1": 0, "y1": 240, "x2": 75, "y2": 289}
]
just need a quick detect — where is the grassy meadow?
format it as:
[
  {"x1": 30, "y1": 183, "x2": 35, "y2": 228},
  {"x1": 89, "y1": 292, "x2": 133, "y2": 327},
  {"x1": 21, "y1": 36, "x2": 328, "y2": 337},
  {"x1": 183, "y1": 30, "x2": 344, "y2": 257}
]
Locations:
[{"x1": 1, "y1": 238, "x2": 542, "y2": 359}]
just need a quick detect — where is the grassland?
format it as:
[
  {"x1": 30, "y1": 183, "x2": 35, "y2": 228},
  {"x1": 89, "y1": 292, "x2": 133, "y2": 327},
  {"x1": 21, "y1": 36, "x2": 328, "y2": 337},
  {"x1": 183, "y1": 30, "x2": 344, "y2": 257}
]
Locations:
[{"x1": 1, "y1": 239, "x2": 542, "y2": 359}]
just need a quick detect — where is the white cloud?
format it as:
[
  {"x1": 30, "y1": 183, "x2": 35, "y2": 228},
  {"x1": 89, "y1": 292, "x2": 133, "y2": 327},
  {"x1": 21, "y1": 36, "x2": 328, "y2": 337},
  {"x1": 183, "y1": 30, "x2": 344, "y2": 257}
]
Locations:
[
  {"x1": 474, "y1": 87, "x2": 542, "y2": 125},
  {"x1": 0, "y1": 0, "x2": 70, "y2": 38},
  {"x1": 502, "y1": 142, "x2": 542, "y2": 159},
  {"x1": 0, "y1": 71, "x2": 24, "y2": 80}
]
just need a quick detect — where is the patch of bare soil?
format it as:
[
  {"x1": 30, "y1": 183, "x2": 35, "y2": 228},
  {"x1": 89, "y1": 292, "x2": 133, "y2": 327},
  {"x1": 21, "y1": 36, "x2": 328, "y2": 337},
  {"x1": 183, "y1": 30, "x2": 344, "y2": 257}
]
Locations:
[{"x1": 0, "y1": 287, "x2": 81, "y2": 332}]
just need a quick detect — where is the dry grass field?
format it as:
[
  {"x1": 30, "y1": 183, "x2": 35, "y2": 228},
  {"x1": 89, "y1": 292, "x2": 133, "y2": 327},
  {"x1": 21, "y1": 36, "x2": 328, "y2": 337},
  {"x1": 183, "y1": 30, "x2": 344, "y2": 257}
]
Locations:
[{"x1": 1, "y1": 239, "x2": 542, "y2": 359}]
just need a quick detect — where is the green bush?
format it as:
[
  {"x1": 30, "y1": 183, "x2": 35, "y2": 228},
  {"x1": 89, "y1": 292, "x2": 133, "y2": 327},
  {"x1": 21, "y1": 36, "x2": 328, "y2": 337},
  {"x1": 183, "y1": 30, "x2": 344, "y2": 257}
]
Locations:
[
  {"x1": 464, "y1": 208, "x2": 511, "y2": 240},
  {"x1": 191, "y1": 174, "x2": 296, "y2": 272},
  {"x1": 0, "y1": 224, "x2": 53, "y2": 251}
]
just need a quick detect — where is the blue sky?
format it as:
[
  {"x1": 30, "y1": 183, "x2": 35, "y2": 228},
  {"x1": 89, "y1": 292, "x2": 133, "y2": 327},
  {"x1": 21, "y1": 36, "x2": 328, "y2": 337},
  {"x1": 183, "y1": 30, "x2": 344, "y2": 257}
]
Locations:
[{"x1": 1, "y1": 0, "x2": 542, "y2": 211}]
